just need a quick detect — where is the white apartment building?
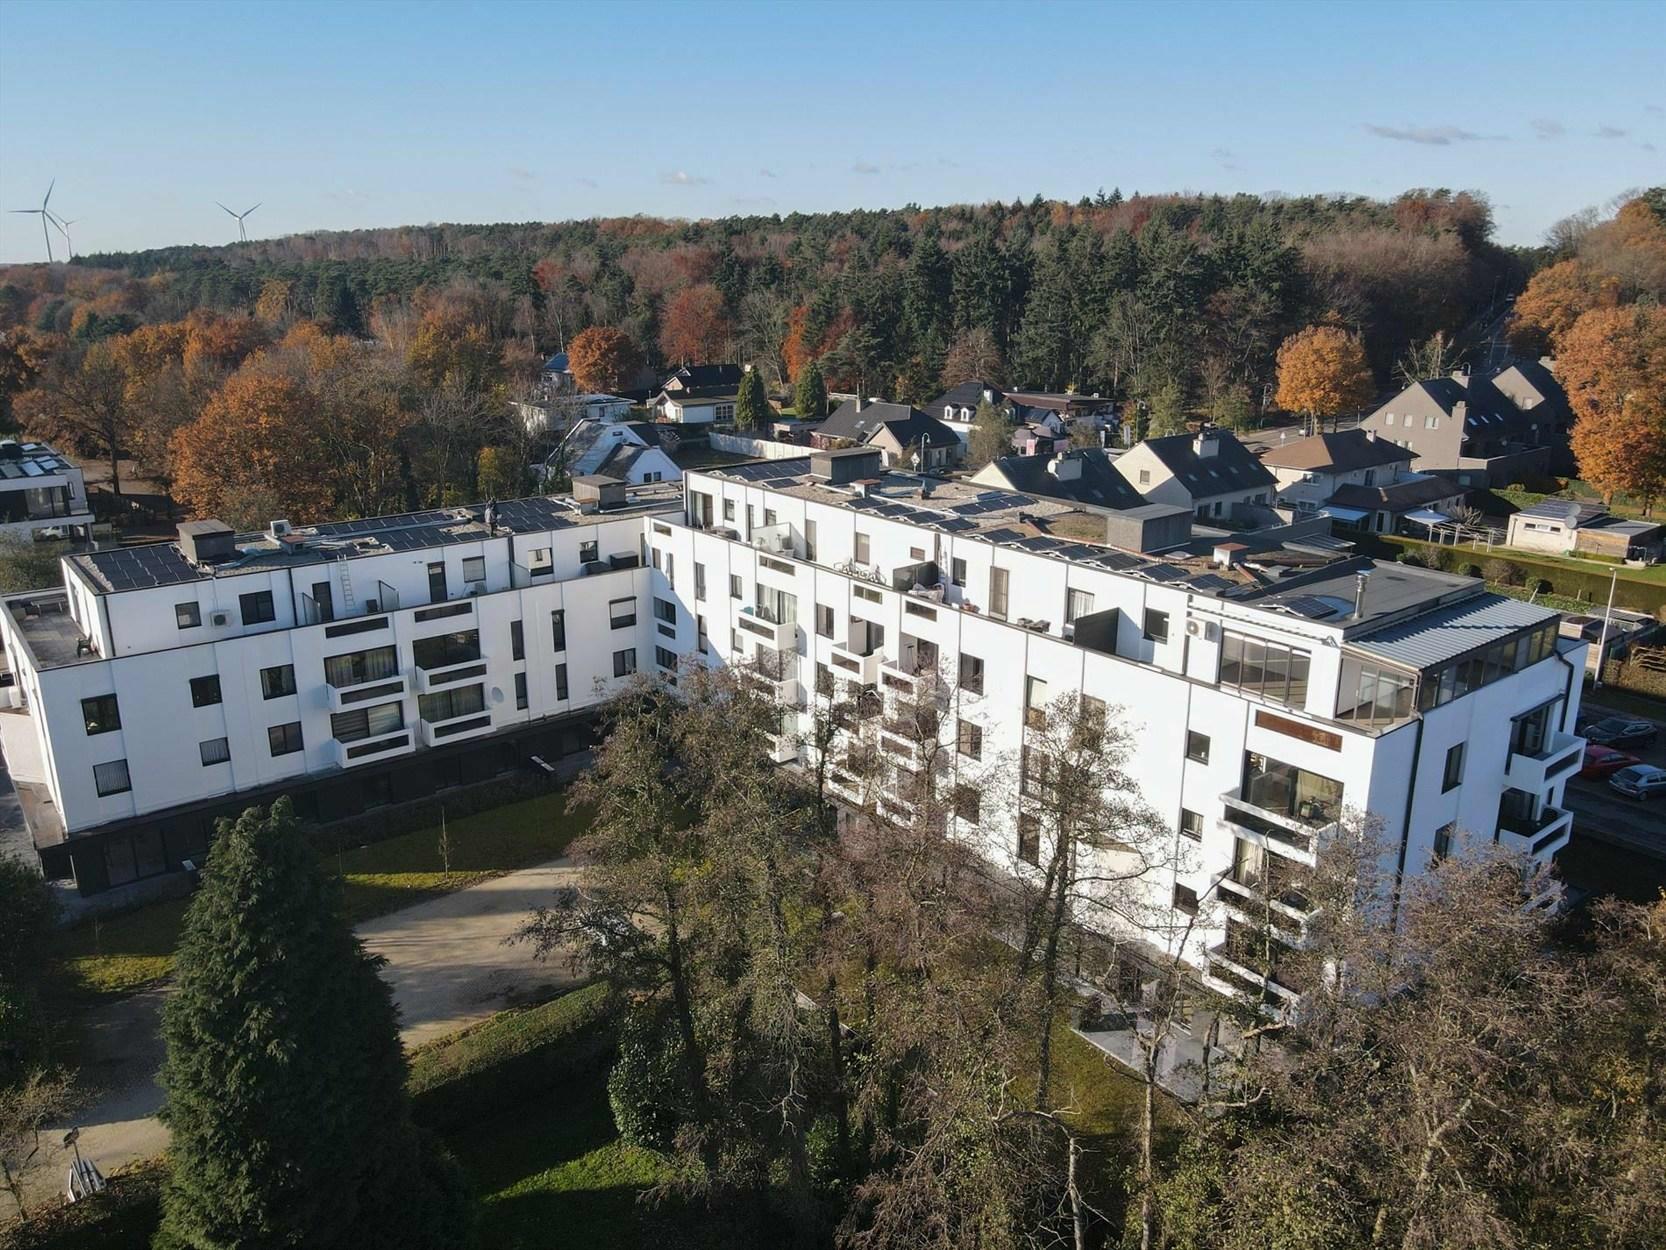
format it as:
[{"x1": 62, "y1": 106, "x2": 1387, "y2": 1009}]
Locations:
[
  {"x1": 0, "y1": 440, "x2": 94, "y2": 540},
  {"x1": 2, "y1": 451, "x2": 1587, "y2": 1012}
]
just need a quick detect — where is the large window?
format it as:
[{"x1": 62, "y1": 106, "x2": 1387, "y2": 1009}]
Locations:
[
  {"x1": 609, "y1": 597, "x2": 637, "y2": 629},
  {"x1": 1408, "y1": 622, "x2": 1560, "y2": 715},
  {"x1": 1442, "y1": 743, "x2": 1465, "y2": 792},
  {"x1": 1219, "y1": 632, "x2": 1312, "y2": 708},
  {"x1": 1143, "y1": 609, "x2": 1169, "y2": 644},
  {"x1": 412, "y1": 630, "x2": 480, "y2": 671},
  {"x1": 1024, "y1": 676, "x2": 1048, "y2": 728},
  {"x1": 555, "y1": 664, "x2": 569, "y2": 700},
  {"x1": 654, "y1": 597, "x2": 677, "y2": 625},
  {"x1": 331, "y1": 700, "x2": 404, "y2": 743},
  {"x1": 990, "y1": 567, "x2": 1010, "y2": 620},
  {"x1": 854, "y1": 531, "x2": 871, "y2": 565},
  {"x1": 175, "y1": 601, "x2": 201, "y2": 629},
  {"x1": 959, "y1": 652, "x2": 984, "y2": 694},
  {"x1": 82, "y1": 694, "x2": 121, "y2": 735},
  {"x1": 957, "y1": 719, "x2": 983, "y2": 760},
  {"x1": 261, "y1": 664, "x2": 296, "y2": 699},
  {"x1": 1066, "y1": 589, "x2": 1095, "y2": 624},
  {"x1": 613, "y1": 648, "x2": 637, "y2": 678},
  {"x1": 1337, "y1": 658, "x2": 1416, "y2": 725},
  {"x1": 551, "y1": 610, "x2": 566, "y2": 651},
  {"x1": 267, "y1": 722, "x2": 304, "y2": 756},
  {"x1": 324, "y1": 645, "x2": 398, "y2": 688},
  {"x1": 954, "y1": 785, "x2": 980, "y2": 824},
  {"x1": 515, "y1": 672, "x2": 528, "y2": 709},
  {"x1": 462, "y1": 556, "x2": 486, "y2": 584},
  {"x1": 1242, "y1": 752, "x2": 1342, "y2": 827},
  {"x1": 93, "y1": 758, "x2": 131, "y2": 796},
  {"x1": 199, "y1": 737, "x2": 230, "y2": 767},
  {"x1": 1017, "y1": 813, "x2": 1041, "y2": 866},
  {"x1": 418, "y1": 684, "x2": 485, "y2": 724},
  {"x1": 239, "y1": 590, "x2": 276, "y2": 625},
  {"x1": 189, "y1": 675, "x2": 222, "y2": 707}
]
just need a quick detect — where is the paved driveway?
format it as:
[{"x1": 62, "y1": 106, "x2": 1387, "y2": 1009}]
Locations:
[{"x1": 17, "y1": 858, "x2": 581, "y2": 1214}]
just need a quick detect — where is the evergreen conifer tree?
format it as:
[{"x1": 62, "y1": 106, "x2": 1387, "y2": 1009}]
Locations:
[
  {"x1": 966, "y1": 399, "x2": 1010, "y2": 469},
  {"x1": 793, "y1": 359, "x2": 827, "y2": 420},
  {"x1": 154, "y1": 799, "x2": 471, "y2": 1250},
  {"x1": 734, "y1": 366, "x2": 770, "y2": 430}
]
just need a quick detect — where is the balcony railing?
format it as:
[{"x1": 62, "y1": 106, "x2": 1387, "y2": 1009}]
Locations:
[
  {"x1": 326, "y1": 673, "x2": 406, "y2": 712},
  {"x1": 1504, "y1": 731, "x2": 1583, "y2": 793},
  {"x1": 419, "y1": 711, "x2": 494, "y2": 747},
  {"x1": 1497, "y1": 805, "x2": 1572, "y2": 857},
  {"x1": 330, "y1": 727, "x2": 415, "y2": 768},
  {"x1": 413, "y1": 659, "x2": 488, "y2": 693}
]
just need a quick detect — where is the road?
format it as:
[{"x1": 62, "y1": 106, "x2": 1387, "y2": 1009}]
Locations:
[
  {"x1": 16, "y1": 858, "x2": 582, "y2": 1214},
  {"x1": 1563, "y1": 698, "x2": 1666, "y2": 859}
]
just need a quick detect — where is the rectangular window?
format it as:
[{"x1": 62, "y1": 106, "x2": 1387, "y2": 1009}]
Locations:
[
  {"x1": 957, "y1": 719, "x2": 983, "y2": 760},
  {"x1": 1442, "y1": 743, "x2": 1465, "y2": 792},
  {"x1": 854, "y1": 531, "x2": 871, "y2": 565},
  {"x1": 958, "y1": 652, "x2": 984, "y2": 694},
  {"x1": 529, "y1": 546, "x2": 555, "y2": 575},
  {"x1": 1173, "y1": 883, "x2": 1199, "y2": 917},
  {"x1": 816, "y1": 604, "x2": 835, "y2": 638},
  {"x1": 1018, "y1": 813, "x2": 1041, "y2": 866},
  {"x1": 418, "y1": 684, "x2": 485, "y2": 724},
  {"x1": 551, "y1": 610, "x2": 566, "y2": 651},
  {"x1": 515, "y1": 672, "x2": 528, "y2": 709},
  {"x1": 555, "y1": 663, "x2": 569, "y2": 700},
  {"x1": 189, "y1": 675, "x2": 222, "y2": 707},
  {"x1": 1433, "y1": 821, "x2": 1456, "y2": 860},
  {"x1": 176, "y1": 601, "x2": 201, "y2": 629},
  {"x1": 1219, "y1": 632, "x2": 1311, "y2": 708},
  {"x1": 267, "y1": 722, "x2": 304, "y2": 756},
  {"x1": 954, "y1": 785, "x2": 980, "y2": 824},
  {"x1": 93, "y1": 758, "x2": 131, "y2": 796},
  {"x1": 261, "y1": 664, "x2": 296, "y2": 699},
  {"x1": 723, "y1": 498, "x2": 736, "y2": 522},
  {"x1": 575, "y1": 540, "x2": 595, "y2": 565},
  {"x1": 199, "y1": 737, "x2": 230, "y2": 767},
  {"x1": 427, "y1": 561, "x2": 448, "y2": 602},
  {"x1": 511, "y1": 620, "x2": 524, "y2": 661},
  {"x1": 462, "y1": 556, "x2": 486, "y2": 584},
  {"x1": 1138, "y1": 468, "x2": 1151, "y2": 485},
  {"x1": 655, "y1": 646, "x2": 677, "y2": 672},
  {"x1": 1186, "y1": 730, "x2": 1210, "y2": 764},
  {"x1": 1066, "y1": 589, "x2": 1095, "y2": 624},
  {"x1": 654, "y1": 597, "x2": 677, "y2": 625},
  {"x1": 323, "y1": 645, "x2": 398, "y2": 688},
  {"x1": 951, "y1": 556, "x2": 967, "y2": 585},
  {"x1": 804, "y1": 519, "x2": 817, "y2": 561},
  {"x1": 853, "y1": 584, "x2": 882, "y2": 604},
  {"x1": 412, "y1": 630, "x2": 480, "y2": 670},
  {"x1": 610, "y1": 597, "x2": 637, "y2": 628},
  {"x1": 1242, "y1": 752, "x2": 1344, "y2": 827},
  {"x1": 651, "y1": 547, "x2": 661, "y2": 572},
  {"x1": 239, "y1": 590, "x2": 275, "y2": 625},
  {"x1": 1025, "y1": 675, "x2": 1048, "y2": 727},
  {"x1": 694, "y1": 562, "x2": 707, "y2": 600},
  {"x1": 989, "y1": 567, "x2": 1010, "y2": 620},
  {"x1": 729, "y1": 574, "x2": 743, "y2": 600},
  {"x1": 331, "y1": 700, "x2": 404, "y2": 742},
  {"x1": 697, "y1": 614, "x2": 709, "y2": 654},
  {"x1": 904, "y1": 600, "x2": 936, "y2": 621},
  {"x1": 82, "y1": 694, "x2": 121, "y2": 735},
  {"x1": 1143, "y1": 609, "x2": 1169, "y2": 644},
  {"x1": 613, "y1": 648, "x2": 637, "y2": 678},
  {"x1": 1179, "y1": 808, "x2": 1203, "y2": 842},
  {"x1": 816, "y1": 663, "x2": 834, "y2": 698}
]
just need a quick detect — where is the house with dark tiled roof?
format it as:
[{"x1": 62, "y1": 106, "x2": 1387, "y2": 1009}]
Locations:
[
  {"x1": 1112, "y1": 427, "x2": 1276, "y2": 520},
  {"x1": 969, "y1": 449, "x2": 1146, "y2": 511},
  {"x1": 1258, "y1": 428, "x2": 1462, "y2": 533},
  {"x1": 549, "y1": 419, "x2": 681, "y2": 485},
  {"x1": 661, "y1": 363, "x2": 745, "y2": 393},
  {"x1": 810, "y1": 398, "x2": 961, "y2": 469}
]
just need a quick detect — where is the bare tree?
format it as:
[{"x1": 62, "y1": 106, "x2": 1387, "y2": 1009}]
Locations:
[{"x1": 0, "y1": 1069, "x2": 74, "y2": 1220}]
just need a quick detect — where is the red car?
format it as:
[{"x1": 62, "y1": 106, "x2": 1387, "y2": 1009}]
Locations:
[{"x1": 1581, "y1": 744, "x2": 1641, "y2": 779}]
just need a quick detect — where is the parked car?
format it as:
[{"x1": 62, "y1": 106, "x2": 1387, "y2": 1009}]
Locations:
[
  {"x1": 1581, "y1": 716, "x2": 1659, "y2": 749},
  {"x1": 1580, "y1": 744, "x2": 1642, "y2": 779},
  {"x1": 1609, "y1": 764, "x2": 1666, "y2": 800}
]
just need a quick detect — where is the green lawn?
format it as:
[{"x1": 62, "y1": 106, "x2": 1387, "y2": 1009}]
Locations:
[{"x1": 54, "y1": 791, "x2": 586, "y2": 1003}]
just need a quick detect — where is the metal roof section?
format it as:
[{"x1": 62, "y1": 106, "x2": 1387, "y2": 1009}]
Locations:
[{"x1": 1347, "y1": 594, "x2": 1560, "y2": 670}]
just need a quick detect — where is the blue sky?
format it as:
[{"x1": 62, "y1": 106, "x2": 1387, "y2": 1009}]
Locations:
[{"x1": 1, "y1": 0, "x2": 1661, "y2": 261}]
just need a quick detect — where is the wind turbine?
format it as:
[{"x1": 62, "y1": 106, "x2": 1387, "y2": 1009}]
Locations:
[
  {"x1": 10, "y1": 180, "x2": 57, "y2": 262},
  {"x1": 50, "y1": 215, "x2": 79, "y2": 261},
  {"x1": 216, "y1": 200, "x2": 261, "y2": 243}
]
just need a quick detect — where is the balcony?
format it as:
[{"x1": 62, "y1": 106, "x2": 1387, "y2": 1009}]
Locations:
[
  {"x1": 1201, "y1": 944, "x2": 1302, "y2": 1012},
  {"x1": 829, "y1": 643, "x2": 881, "y2": 685},
  {"x1": 1505, "y1": 731, "x2": 1583, "y2": 793},
  {"x1": 750, "y1": 522, "x2": 801, "y2": 560},
  {"x1": 1219, "y1": 791, "x2": 1334, "y2": 867},
  {"x1": 1217, "y1": 867, "x2": 1314, "y2": 928},
  {"x1": 1497, "y1": 804, "x2": 1573, "y2": 858},
  {"x1": 327, "y1": 673, "x2": 407, "y2": 713},
  {"x1": 767, "y1": 733, "x2": 799, "y2": 764},
  {"x1": 414, "y1": 659, "x2": 489, "y2": 693},
  {"x1": 735, "y1": 606, "x2": 795, "y2": 650},
  {"x1": 419, "y1": 710, "x2": 495, "y2": 747},
  {"x1": 330, "y1": 726, "x2": 415, "y2": 768}
]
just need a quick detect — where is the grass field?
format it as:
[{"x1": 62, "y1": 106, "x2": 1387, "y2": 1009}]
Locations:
[{"x1": 54, "y1": 790, "x2": 584, "y2": 1002}]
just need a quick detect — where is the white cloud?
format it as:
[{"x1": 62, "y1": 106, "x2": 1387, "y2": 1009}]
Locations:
[
  {"x1": 851, "y1": 160, "x2": 882, "y2": 175},
  {"x1": 1364, "y1": 123, "x2": 1503, "y2": 145},
  {"x1": 659, "y1": 170, "x2": 710, "y2": 186},
  {"x1": 1595, "y1": 124, "x2": 1628, "y2": 139},
  {"x1": 1530, "y1": 118, "x2": 1564, "y2": 140}
]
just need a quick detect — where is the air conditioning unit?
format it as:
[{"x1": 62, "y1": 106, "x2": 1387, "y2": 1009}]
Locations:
[
  {"x1": 269, "y1": 519, "x2": 293, "y2": 538},
  {"x1": 1185, "y1": 619, "x2": 1216, "y2": 641},
  {"x1": 210, "y1": 611, "x2": 230, "y2": 626}
]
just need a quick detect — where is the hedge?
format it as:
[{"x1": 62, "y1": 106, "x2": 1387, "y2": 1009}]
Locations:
[
  {"x1": 1361, "y1": 535, "x2": 1666, "y2": 614},
  {"x1": 406, "y1": 981, "x2": 618, "y2": 1133}
]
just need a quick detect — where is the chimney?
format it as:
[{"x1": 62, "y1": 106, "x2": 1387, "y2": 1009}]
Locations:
[
  {"x1": 1193, "y1": 426, "x2": 1221, "y2": 458},
  {"x1": 1450, "y1": 365, "x2": 1470, "y2": 386},
  {"x1": 1353, "y1": 570, "x2": 1370, "y2": 618},
  {"x1": 1365, "y1": 429, "x2": 1378, "y2": 442},
  {"x1": 1048, "y1": 452, "x2": 1083, "y2": 481},
  {"x1": 1454, "y1": 399, "x2": 1467, "y2": 424},
  {"x1": 854, "y1": 395, "x2": 867, "y2": 413}
]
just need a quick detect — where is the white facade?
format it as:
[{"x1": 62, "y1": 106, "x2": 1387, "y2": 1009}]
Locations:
[
  {"x1": 657, "y1": 395, "x2": 735, "y2": 425},
  {"x1": 0, "y1": 441, "x2": 93, "y2": 540}
]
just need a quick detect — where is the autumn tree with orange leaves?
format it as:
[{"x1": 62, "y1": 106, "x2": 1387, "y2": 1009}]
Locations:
[
  {"x1": 659, "y1": 283, "x2": 732, "y2": 365},
  {"x1": 1274, "y1": 325, "x2": 1375, "y2": 431},
  {"x1": 1507, "y1": 260, "x2": 1618, "y2": 357},
  {"x1": 1560, "y1": 304, "x2": 1666, "y2": 513},
  {"x1": 567, "y1": 326, "x2": 643, "y2": 394}
]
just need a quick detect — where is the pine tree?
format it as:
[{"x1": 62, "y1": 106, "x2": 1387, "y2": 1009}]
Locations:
[
  {"x1": 793, "y1": 359, "x2": 827, "y2": 420},
  {"x1": 966, "y1": 399, "x2": 1010, "y2": 469},
  {"x1": 734, "y1": 366, "x2": 770, "y2": 430},
  {"x1": 154, "y1": 799, "x2": 472, "y2": 1250}
]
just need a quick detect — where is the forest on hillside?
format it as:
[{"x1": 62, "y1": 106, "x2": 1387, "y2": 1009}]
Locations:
[{"x1": 0, "y1": 186, "x2": 1661, "y2": 526}]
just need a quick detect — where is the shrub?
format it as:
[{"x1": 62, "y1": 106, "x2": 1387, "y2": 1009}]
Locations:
[
  {"x1": 2, "y1": 1160, "x2": 165, "y2": 1250},
  {"x1": 607, "y1": 1001, "x2": 690, "y2": 1152},
  {"x1": 1531, "y1": 578, "x2": 1554, "y2": 596},
  {"x1": 1395, "y1": 553, "x2": 1425, "y2": 567},
  {"x1": 1461, "y1": 564, "x2": 1483, "y2": 578},
  {"x1": 407, "y1": 981, "x2": 615, "y2": 1133},
  {"x1": 1482, "y1": 558, "x2": 1522, "y2": 586}
]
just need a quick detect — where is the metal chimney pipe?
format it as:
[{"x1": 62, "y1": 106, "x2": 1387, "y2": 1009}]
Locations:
[{"x1": 1353, "y1": 571, "x2": 1370, "y2": 618}]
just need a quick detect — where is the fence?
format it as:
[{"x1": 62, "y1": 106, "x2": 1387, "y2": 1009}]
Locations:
[{"x1": 707, "y1": 431, "x2": 812, "y2": 460}]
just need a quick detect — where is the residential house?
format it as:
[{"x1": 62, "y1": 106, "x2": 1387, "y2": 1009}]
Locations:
[
  {"x1": 1113, "y1": 427, "x2": 1277, "y2": 520},
  {"x1": 551, "y1": 420, "x2": 681, "y2": 486},
  {"x1": 1505, "y1": 501, "x2": 1663, "y2": 560},
  {"x1": 812, "y1": 399, "x2": 961, "y2": 469},
  {"x1": 970, "y1": 449, "x2": 1146, "y2": 511},
  {"x1": 661, "y1": 363, "x2": 745, "y2": 395},
  {"x1": 0, "y1": 441, "x2": 94, "y2": 540},
  {"x1": 1260, "y1": 428, "x2": 1464, "y2": 534},
  {"x1": 537, "y1": 352, "x2": 573, "y2": 398},
  {"x1": 515, "y1": 393, "x2": 634, "y2": 437}
]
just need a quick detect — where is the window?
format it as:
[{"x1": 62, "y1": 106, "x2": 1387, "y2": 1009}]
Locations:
[
  {"x1": 957, "y1": 719, "x2": 983, "y2": 760},
  {"x1": 1186, "y1": 731, "x2": 1210, "y2": 764},
  {"x1": 613, "y1": 649, "x2": 637, "y2": 678},
  {"x1": 853, "y1": 531, "x2": 871, "y2": 565},
  {"x1": 654, "y1": 597, "x2": 677, "y2": 625},
  {"x1": 954, "y1": 785, "x2": 980, "y2": 824},
  {"x1": 1442, "y1": 743, "x2": 1465, "y2": 792},
  {"x1": 1385, "y1": 412, "x2": 1397, "y2": 426},
  {"x1": 909, "y1": 546, "x2": 925, "y2": 560},
  {"x1": 765, "y1": 509, "x2": 778, "y2": 528},
  {"x1": 551, "y1": 610, "x2": 566, "y2": 651},
  {"x1": 81, "y1": 694, "x2": 121, "y2": 734},
  {"x1": 715, "y1": 404, "x2": 734, "y2": 421},
  {"x1": 1433, "y1": 821, "x2": 1456, "y2": 860},
  {"x1": 1138, "y1": 468, "x2": 1151, "y2": 485},
  {"x1": 189, "y1": 675, "x2": 222, "y2": 708},
  {"x1": 729, "y1": 574, "x2": 743, "y2": 600},
  {"x1": 1242, "y1": 752, "x2": 1343, "y2": 827},
  {"x1": 330, "y1": 700, "x2": 404, "y2": 742},
  {"x1": 1025, "y1": 675, "x2": 1048, "y2": 727},
  {"x1": 816, "y1": 663, "x2": 834, "y2": 698},
  {"x1": 261, "y1": 664, "x2": 296, "y2": 699},
  {"x1": 323, "y1": 645, "x2": 398, "y2": 688},
  {"x1": 1180, "y1": 808, "x2": 1203, "y2": 841},
  {"x1": 650, "y1": 547, "x2": 661, "y2": 572},
  {"x1": 555, "y1": 664, "x2": 569, "y2": 700},
  {"x1": 511, "y1": 620, "x2": 524, "y2": 661},
  {"x1": 93, "y1": 758, "x2": 131, "y2": 796},
  {"x1": 239, "y1": 590, "x2": 275, "y2": 625},
  {"x1": 1017, "y1": 813, "x2": 1041, "y2": 866},
  {"x1": 816, "y1": 604, "x2": 835, "y2": 638},
  {"x1": 579, "y1": 540, "x2": 598, "y2": 564},
  {"x1": 723, "y1": 498, "x2": 735, "y2": 522},
  {"x1": 462, "y1": 556, "x2": 486, "y2": 584},
  {"x1": 1172, "y1": 883, "x2": 1199, "y2": 917},
  {"x1": 418, "y1": 684, "x2": 485, "y2": 724},
  {"x1": 1143, "y1": 609, "x2": 1169, "y2": 644},
  {"x1": 427, "y1": 561, "x2": 448, "y2": 602},
  {"x1": 267, "y1": 722, "x2": 304, "y2": 756},
  {"x1": 199, "y1": 737, "x2": 230, "y2": 767},
  {"x1": 310, "y1": 580, "x2": 334, "y2": 623},
  {"x1": 697, "y1": 614, "x2": 709, "y2": 654},
  {"x1": 515, "y1": 672, "x2": 528, "y2": 709},
  {"x1": 694, "y1": 562, "x2": 707, "y2": 600},
  {"x1": 655, "y1": 646, "x2": 677, "y2": 671},
  {"x1": 989, "y1": 567, "x2": 1010, "y2": 620},
  {"x1": 610, "y1": 597, "x2": 637, "y2": 628},
  {"x1": 1066, "y1": 589, "x2": 1095, "y2": 624},
  {"x1": 958, "y1": 652, "x2": 984, "y2": 694},
  {"x1": 1218, "y1": 632, "x2": 1312, "y2": 708},
  {"x1": 665, "y1": 552, "x2": 675, "y2": 583},
  {"x1": 175, "y1": 601, "x2": 201, "y2": 629},
  {"x1": 951, "y1": 556, "x2": 967, "y2": 585},
  {"x1": 804, "y1": 519, "x2": 817, "y2": 561},
  {"x1": 412, "y1": 630, "x2": 480, "y2": 670}
]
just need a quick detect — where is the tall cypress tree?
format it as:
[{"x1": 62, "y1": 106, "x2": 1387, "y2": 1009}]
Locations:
[
  {"x1": 734, "y1": 366, "x2": 770, "y2": 430},
  {"x1": 154, "y1": 799, "x2": 471, "y2": 1250},
  {"x1": 793, "y1": 359, "x2": 827, "y2": 420}
]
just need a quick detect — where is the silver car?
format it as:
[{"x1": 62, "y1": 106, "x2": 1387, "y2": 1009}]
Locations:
[{"x1": 1609, "y1": 765, "x2": 1666, "y2": 801}]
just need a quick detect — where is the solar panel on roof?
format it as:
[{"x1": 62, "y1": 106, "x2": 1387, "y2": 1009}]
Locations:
[
  {"x1": 1276, "y1": 595, "x2": 1340, "y2": 619},
  {"x1": 981, "y1": 527, "x2": 1026, "y2": 544},
  {"x1": 950, "y1": 502, "x2": 982, "y2": 515},
  {"x1": 1185, "y1": 574, "x2": 1235, "y2": 592},
  {"x1": 931, "y1": 517, "x2": 976, "y2": 532},
  {"x1": 1140, "y1": 564, "x2": 1188, "y2": 583},
  {"x1": 1090, "y1": 550, "x2": 1142, "y2": 570}
]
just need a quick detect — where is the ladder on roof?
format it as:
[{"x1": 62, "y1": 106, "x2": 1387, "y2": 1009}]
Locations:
[{"x1": 336, "y1": 553, "x2": 357, "y2": 615}]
